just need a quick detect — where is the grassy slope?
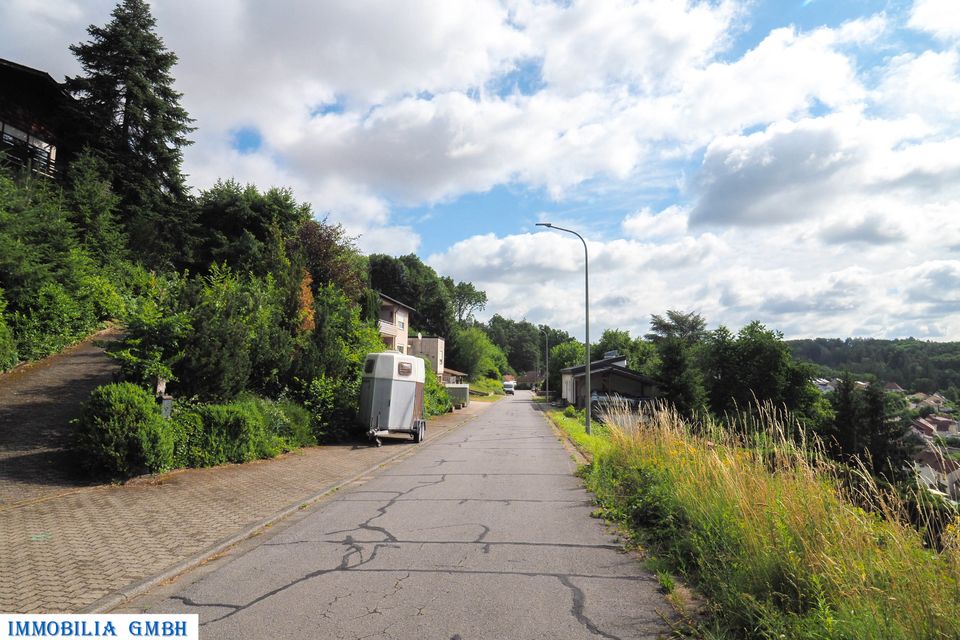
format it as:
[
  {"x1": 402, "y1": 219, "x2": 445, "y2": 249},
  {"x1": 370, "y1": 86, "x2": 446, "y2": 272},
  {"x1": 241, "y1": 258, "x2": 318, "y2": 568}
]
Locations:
[{"x1": 545, "y1": 406, "x2": 960, "y2": 639}]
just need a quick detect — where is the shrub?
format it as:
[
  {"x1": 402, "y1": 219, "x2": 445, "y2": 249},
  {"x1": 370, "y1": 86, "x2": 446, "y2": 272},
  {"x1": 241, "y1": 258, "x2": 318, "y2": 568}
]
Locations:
[
  {"x1": 303, "y1": 374, "x2": 360, "y2": 442},
  {"x1": 176, "y1": 266, "x2": 253, "y2": 400},
  {"x1": 169, "y1": 396, "x2": 314, "y2": 469},
  {"x1": 0, "y1": 290, "x2": 17, "y2": 370},
  {"x1": 197, "y1": 402, "x2": 276, "y2": 463},
  {"x1": 12, "y1": 282, "x2": 94, "y2": 360},
  {"x1": 79, "y1": 273, "x2": 126, "y2": 321},
  {"x1": 75, "y1": 382, "x2": 173, "y2": 478}
]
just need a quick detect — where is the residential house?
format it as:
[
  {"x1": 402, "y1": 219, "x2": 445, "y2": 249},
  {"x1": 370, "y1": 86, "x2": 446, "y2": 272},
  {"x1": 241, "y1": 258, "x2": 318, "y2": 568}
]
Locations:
[
  {"x1": 884, "y1": 382, "x2": 907, "y2": 394},
  {"x1": 559, "y1": 353, "x2": 658, "y2": 409},
  {"x1": 912, "y1": 417, "x2": 936, "y2": 439},
  {"x1": 909, "y1": 392, "x2": 952, "y2": 413},
  {"x1": 914, "y1": 450, "x2": 960, "y2": 500},
  {"x1": 928, "y1": 415, "x2": 959, "y2": 436},
  {"x1": 813, "y1": 378, "x2": 835, "y2": 393},
  {"x1": 377, "y1": 293, "x2": 413, "y2": 354},
  {"x1": 408, "y1": 336, "x2": 445, "y2": 378},
  {"x1": 0, "y1": 58, "x2": 79, "y2": 179}
]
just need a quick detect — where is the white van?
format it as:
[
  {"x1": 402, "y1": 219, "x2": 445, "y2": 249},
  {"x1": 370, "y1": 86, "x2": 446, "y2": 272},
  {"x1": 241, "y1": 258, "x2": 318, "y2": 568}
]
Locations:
[{"x1": 502, "y1": 380, "x2": 516, "y2": 395}]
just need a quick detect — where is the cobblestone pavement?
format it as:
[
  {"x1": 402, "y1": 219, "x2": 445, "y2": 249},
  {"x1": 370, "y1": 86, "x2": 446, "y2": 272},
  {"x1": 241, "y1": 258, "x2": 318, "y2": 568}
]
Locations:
[
  {"x1": 0, "y1": 327, "x2": 122, "y2": 506},
  {"x1": 0, "y1": 400, "x2": 492, "y2": 613}
]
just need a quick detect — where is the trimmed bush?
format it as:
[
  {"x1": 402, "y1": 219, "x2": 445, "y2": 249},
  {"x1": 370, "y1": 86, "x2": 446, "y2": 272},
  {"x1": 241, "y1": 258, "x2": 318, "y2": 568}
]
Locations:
[
  {"x1": 0, "y1": 290, "x2": 17, "y2": 371},
  {"x1": 75, "y1": 382, "x2": 173, "y2": 478},
  {"x1": 197, "y1": 403, "x2": 273, "y2": 463}
]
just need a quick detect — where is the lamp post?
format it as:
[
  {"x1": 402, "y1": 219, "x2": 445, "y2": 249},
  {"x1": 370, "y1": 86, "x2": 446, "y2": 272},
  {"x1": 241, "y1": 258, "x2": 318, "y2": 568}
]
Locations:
[
  {"x1": 539, "y1": 328, "x2": 549, "y2": 401},
  {"x1": 535, "y1": 222, "x2": 591, "y2": 435}
]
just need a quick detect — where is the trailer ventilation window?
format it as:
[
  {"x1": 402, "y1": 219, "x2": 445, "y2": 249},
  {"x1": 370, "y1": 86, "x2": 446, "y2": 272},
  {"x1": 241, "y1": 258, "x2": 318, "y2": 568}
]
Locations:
[
  {"x1": 397, "y1": 362, "x2": 413, "y2": 376},
  {"x1": 364, "y1": 359, "x2": 375, "y2": 374}
]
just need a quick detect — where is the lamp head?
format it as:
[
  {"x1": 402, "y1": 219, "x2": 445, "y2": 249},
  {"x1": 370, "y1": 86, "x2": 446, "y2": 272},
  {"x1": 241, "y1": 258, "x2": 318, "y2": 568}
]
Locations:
[{"x1": 535, "y1": 222, "x2": 552, "y2": 228}]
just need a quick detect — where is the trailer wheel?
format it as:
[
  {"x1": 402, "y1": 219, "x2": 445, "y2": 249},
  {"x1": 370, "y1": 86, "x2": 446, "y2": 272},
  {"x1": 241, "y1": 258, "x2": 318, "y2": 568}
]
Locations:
[{"x1": 413, "y1": 423, "x2": 423, "y2": 443}]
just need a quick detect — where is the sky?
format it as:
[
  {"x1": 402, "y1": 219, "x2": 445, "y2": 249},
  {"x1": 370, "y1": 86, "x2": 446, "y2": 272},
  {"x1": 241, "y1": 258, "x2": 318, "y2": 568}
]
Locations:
[{"x1": 3, "y1": 0, "x2": 960, "y2": 341}]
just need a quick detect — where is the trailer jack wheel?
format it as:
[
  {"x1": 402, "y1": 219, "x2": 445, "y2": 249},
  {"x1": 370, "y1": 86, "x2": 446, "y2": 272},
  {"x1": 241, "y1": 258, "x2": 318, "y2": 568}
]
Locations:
[{"x1": 374, "y1": 437, "x2": 382, "y2": 447}]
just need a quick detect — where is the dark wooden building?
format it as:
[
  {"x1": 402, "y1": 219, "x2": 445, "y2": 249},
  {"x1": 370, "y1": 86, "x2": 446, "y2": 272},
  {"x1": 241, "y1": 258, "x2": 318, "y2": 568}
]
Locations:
[
  {"x1": 559, "y1": 353, "x2": 659, "y2": 410},
  {"x1": 0, "y1": 58, "x2": 80, "y2": 179}
]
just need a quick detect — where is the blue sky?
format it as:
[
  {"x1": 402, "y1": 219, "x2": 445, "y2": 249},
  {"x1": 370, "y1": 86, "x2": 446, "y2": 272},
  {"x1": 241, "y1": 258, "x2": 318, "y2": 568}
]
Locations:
[{"x1": 3, "y1": 0, "x2": 959, "y2": 340}]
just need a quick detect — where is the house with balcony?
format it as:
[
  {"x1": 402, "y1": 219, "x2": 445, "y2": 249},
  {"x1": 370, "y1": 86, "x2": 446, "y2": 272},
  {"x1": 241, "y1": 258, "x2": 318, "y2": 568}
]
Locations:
[
  {"x1": 0, "y1": 58, "x2": 80, "y2": 179},
  {"x1": 377, "y1": 292, "x2": 413, "y2": 353}
]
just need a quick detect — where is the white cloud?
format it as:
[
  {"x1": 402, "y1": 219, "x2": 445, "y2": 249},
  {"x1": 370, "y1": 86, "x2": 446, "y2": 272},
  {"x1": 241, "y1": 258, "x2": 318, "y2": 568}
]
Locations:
[
  {"x1": 5, "y1": 0, "x2": 960, "y2": 339},
  {"x1": 622, "y1": 205, "x2": 688, "y2": 239},
  {"x1": 515, "y1": 0, "x2": 739, "y2": 94},
  {"x1": 908, "y1": 0, "x2": 960, "y2": 41}
]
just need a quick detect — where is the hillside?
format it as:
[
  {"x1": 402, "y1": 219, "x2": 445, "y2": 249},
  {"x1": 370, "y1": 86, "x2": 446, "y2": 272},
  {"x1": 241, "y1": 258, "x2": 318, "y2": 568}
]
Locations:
[{"x1": 788, "y1": 337, "x2": 960, "y2": 396}]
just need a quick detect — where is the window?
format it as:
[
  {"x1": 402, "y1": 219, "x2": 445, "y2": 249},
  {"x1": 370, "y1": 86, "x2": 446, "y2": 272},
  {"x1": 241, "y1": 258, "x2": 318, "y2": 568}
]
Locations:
[
  {"x1": 398, "y1": 361, "x2": 413, "y2": 376},
  {"x1": 398, "y1": 345, "x2": 404, "y2": 353},
  {"x1": 364, "y1": 358, "x2": 375, "y2": 374},
  {"x1": 398, "y1": 320, "x2": 405, "y2": 329}
]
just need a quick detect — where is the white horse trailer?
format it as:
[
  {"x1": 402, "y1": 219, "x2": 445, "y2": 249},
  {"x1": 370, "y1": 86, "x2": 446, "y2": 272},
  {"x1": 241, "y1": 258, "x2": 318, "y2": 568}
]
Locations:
[{"x1": 358, "y1": 352, "x2": 427, "y2": 447}]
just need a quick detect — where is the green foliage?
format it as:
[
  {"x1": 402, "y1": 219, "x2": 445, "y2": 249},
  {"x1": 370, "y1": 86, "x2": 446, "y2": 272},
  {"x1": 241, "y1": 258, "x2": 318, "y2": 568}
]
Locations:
[
  {"x1": 168, "y1": 396, "x2": 313, "y2": 468},
  {"x1": 548, "y1": 340, "x2": 585, "y2": 392},
  {"x1": 423, "y1": 360, "x2": 452, "y2": 416},
  {"x1": 483, "y1": 314, "x2": 541, "y2": 374},
  {"x1": 110, "y1": 274, "x2": 191, "y2": 387},
  {"x1": 576, "y1": 406, "x2": 960, "y2": 639},
  {"x1": 656, "y1": 336, "x2": 706, "y2": 419},
  {"x1": 789, "y1": 336, "x2": 960, "y2": 394},
  {"x1": 470, "y1": 376, "x2": 506, "y2": 396},
  {"x1": 441, "y1": 276, "x2": 487, "y2": 324},
  {"x1": 75, "y1": 382, "x2": 173, "y2": 478},
  {"x1": 827, "y1": 377, "x2": 919, "y2": 481},
  {"x1": 67, "y1": 0, "x2": 195, "y2": 264},
  {"x1": 186, "y1": 181, "x2": 309, "y2": 276},
  {"x1": 175, "y1": 265, "x2": 253, "y2": 399},
  {"x1": 447, "y1": 325, "x2": 508, "y2": 380},
  {"x1": 0, "y1": 290, "x2": 18, "y2": 370},
  {"x1": 294, "y1": 217, "x2": 369, "y2": 305},
  {"x1": 368, "y1": 253, "x2": 454, "y2": 338},
  {"x1": 11, "y1": 281, "x2": 96, "y2": 360},
  {"x1": 64, "y1": 152, "x2": 127, "y2": 268},
  {"x1": 302, "y1": 374, "x2": 361, "y2": 442},
  {"x1": 646, "y1": 310, "x2": 707, "y2": 344}
]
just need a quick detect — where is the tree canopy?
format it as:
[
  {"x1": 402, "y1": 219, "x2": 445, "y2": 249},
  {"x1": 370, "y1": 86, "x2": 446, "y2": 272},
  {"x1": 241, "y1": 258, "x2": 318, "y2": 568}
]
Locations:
[{"x1": 67, "y1": 0, "x2": 194, "y2": 264}]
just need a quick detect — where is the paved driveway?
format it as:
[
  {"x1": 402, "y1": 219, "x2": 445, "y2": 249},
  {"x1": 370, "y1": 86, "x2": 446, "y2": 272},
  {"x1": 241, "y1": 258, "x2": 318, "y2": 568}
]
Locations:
[{"x1": 131, "y1": 392, "x2": 672, "y2": 639}]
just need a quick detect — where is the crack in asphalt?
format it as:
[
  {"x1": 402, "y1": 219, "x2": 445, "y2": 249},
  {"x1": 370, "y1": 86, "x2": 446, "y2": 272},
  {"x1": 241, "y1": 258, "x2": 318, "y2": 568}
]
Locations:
[
  {"x1": 175, "y1": 537, "x2": 399, "y2": 626},
  {"x1": 558, "y1": 575, "x2": 623, "y2": 640},
  {"x1": 267, "y1": 538, "x2": 624, "y2": 552},
  {"x1": 323, "y1": 474, "x2": 448, "y2": 543}
]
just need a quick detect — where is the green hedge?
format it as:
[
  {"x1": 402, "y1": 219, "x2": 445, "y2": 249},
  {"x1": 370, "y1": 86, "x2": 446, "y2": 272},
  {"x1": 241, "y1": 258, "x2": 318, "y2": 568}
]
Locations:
[
  {"x1": 75, "y1": 382, "x2": 173, "y2": 479},
  {"x1": 78, "y1": 385, "x2": 318, "y2": 476}
]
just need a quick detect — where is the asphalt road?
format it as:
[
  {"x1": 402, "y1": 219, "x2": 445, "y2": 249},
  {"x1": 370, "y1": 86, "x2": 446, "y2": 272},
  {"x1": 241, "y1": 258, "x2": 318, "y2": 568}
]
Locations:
[{"x1": 129, "y1": 392, "x2": 672, "y2": 639}]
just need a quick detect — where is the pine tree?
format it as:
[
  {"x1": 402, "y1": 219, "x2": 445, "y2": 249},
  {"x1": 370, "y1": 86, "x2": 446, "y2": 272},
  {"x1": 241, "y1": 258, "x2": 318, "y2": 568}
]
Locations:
[{"x1": 66, "y1": 0, "x2": 194, "y2": 264}]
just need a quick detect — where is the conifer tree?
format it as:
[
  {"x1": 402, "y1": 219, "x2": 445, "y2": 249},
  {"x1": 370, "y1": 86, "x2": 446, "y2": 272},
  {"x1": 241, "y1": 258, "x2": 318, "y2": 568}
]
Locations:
[{"x1": 66, "y1": 0, "x2": 194, "y2": 264}]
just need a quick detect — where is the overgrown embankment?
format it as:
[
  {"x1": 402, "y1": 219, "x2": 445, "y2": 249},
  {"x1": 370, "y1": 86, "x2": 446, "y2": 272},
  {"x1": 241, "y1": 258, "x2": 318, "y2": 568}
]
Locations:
[{"x1": 547, "y1": 405, "x2": 960, "y2": 639}]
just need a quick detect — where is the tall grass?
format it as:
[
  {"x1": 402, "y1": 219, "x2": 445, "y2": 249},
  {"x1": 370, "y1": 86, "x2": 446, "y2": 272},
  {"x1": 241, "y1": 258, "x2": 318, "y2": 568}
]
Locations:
[{"x1": 579, "y1": 401, "x2": 960, "y2": 639}]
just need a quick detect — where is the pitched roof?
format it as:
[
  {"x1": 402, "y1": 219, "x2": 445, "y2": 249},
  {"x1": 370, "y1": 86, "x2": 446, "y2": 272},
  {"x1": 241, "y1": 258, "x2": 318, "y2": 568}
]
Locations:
[
  {"x1": 559, "y1": 354, "x2": 628, "y2": 375},
  {"x1": 915, "y1": 450, "x2": 960, "y2": 475},
  {"x1": 377, "y1": 291, "x2": 416, "y2": 313}
]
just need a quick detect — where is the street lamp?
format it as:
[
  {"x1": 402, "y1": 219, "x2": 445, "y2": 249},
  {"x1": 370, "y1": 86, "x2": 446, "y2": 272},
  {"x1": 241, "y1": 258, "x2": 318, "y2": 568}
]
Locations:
[{"x1": 535, "y1": 222, "x2": 591, "y2": 435}]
